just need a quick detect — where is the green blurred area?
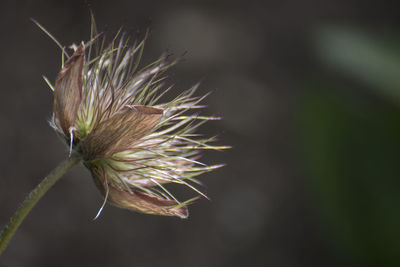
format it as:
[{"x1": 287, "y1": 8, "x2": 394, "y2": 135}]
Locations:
[{"x1": 299, "y1": 27, "x2": 400, "y2": 266}]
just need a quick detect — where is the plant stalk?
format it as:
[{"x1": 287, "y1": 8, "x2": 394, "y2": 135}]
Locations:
[{"x1": 0, "y1": 154, "x2": 82, "y2": 256}]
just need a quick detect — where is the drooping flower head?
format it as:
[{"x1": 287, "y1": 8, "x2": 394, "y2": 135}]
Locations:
[{"x1": 43, "y1": 21, "x2": 228, "y2": 219}]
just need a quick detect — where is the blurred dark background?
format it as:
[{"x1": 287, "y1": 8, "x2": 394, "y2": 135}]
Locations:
[{"x1": 1, "y1": 0, "x2": 400, "y2": 266}]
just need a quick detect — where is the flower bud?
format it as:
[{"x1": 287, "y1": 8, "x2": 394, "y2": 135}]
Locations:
[{"x1": 48, "y1": 26, "x2": 229, "y2": 218}]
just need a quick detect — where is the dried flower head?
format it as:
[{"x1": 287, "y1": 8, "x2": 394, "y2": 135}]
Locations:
[{"x1": 41, "y1": 20, "x2": 228, "y2": 219}]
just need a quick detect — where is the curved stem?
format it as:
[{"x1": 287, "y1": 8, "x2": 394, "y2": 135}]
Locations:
[{"x1": 0, "y1": 154, "x2": 82, "y2": 256}]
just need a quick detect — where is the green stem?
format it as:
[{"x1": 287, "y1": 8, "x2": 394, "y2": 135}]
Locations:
[{"x1": 0, "y1": 154, "x2": 82, "y2": 256}]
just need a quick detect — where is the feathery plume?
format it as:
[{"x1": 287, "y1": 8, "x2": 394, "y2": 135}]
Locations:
[{"x1": 39, "y1": 18, "x2": 228, "y2": 219}]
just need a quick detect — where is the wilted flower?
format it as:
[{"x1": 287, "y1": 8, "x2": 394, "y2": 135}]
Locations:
[{"x1": 48, "y1": 27, "x2": 228, "y2": 219}]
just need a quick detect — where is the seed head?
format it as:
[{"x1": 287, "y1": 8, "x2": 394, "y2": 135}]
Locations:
[{"x1": 43, "y1": 22, "x2": 229, "y2": 219}]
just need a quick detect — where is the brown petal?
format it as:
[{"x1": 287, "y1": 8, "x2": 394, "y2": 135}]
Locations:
[
  {"x1": 54, "y1": 44, "x2": 85, "y2": 136},
  {"x1": 87, "y1": 159, "x2": 188, "y2": 218},
  {"x1": 107, "y1": 186, "x2": 188, "y2": 219},
  {"x1": 81, "y1": 105, "x2": 163, "y2": 160},
  {"x1": 88, "y1": 165, "x2": 188, "y2": 218}
]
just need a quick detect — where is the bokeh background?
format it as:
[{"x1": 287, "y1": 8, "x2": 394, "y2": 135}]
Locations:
[{"x1": 1, "y1": 0, "x2": 400, "y2": 266}]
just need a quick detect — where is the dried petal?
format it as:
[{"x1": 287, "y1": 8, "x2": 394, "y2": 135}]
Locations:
[
  {"x1": 81, "y1": 105, "x2": 163, "y2": 160},
  {"x1": 54, "y1": 44, "x2": 85, "y2": 136},
  {"x1": 107, "y1": 187, "x2": 188, "y2": 218},
  {"x1": 89, "y1": 166, "x2": 188, "y2": 218}
]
